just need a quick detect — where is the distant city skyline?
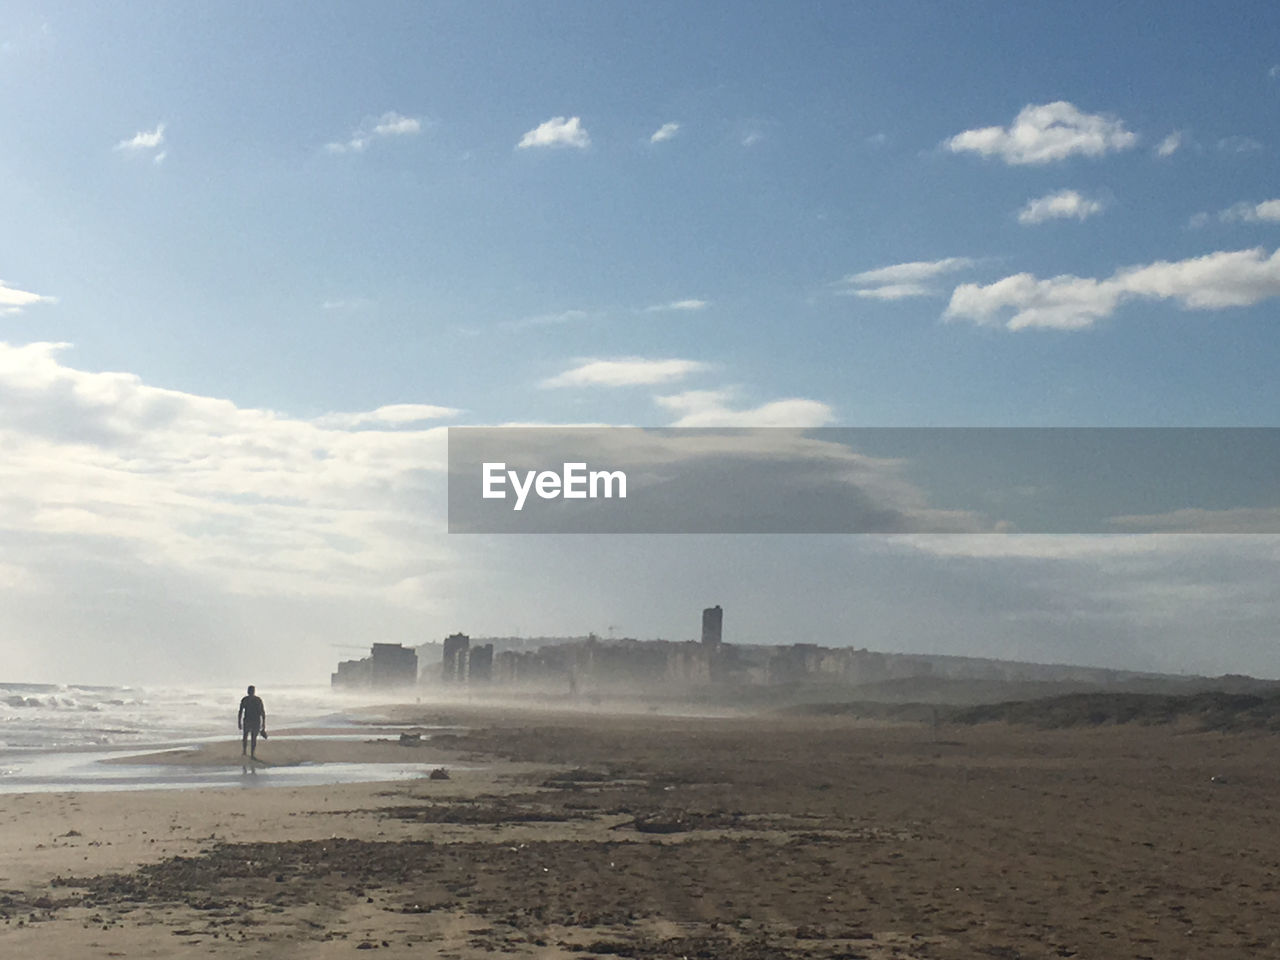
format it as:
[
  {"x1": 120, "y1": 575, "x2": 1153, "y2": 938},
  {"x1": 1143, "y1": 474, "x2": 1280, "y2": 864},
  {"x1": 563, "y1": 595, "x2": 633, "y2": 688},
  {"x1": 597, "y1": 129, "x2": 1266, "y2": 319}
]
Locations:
[{"x1": 3, "y1": 2, "x2": 1279, "y2": 683}]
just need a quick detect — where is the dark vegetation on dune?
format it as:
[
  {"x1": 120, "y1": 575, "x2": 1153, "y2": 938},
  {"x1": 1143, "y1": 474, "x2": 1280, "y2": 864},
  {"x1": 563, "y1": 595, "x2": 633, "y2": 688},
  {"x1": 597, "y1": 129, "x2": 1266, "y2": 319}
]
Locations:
[
  {"x1": 951, "y1": 690, "x2": 1280, "y2": 731},
  {"x1": 780, "y1": 675, "x2": 1280, "y2": 731},
  {"x1": 776, "y1": 700, "x2": 943, "y2": 723},
  {"x1": 791, "y1": 690, "x2": 1280, "y2": 731}
]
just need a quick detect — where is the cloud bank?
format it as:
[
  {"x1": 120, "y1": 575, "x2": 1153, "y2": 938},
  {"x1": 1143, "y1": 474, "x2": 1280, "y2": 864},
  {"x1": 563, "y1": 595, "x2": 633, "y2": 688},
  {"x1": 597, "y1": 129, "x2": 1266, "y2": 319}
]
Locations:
[{"x1": 0, "y1": 341, "x2": 463, "y2": 608}]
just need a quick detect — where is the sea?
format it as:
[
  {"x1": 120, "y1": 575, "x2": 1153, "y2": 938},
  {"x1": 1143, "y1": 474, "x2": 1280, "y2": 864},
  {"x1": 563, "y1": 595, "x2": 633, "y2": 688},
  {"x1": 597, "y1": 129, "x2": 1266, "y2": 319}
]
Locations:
[{"x1": 0, "y1": 682, "x2": 451, "y2": 793}]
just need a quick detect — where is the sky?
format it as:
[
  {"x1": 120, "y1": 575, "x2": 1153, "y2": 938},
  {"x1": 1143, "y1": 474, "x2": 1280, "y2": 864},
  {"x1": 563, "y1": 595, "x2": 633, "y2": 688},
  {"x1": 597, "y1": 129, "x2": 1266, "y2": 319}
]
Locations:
[{"x1": 3, "y1": 1, "x2": 1279, "y2": 684}]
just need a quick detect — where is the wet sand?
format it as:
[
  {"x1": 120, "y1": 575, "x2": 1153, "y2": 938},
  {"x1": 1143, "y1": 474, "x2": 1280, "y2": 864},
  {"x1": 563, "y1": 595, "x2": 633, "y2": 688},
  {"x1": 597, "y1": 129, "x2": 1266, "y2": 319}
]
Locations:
[
  {"x1": 113, "y1": 733, "x2": 455, "y2": 768},
  {"x1": 2, "y1": 707, "x2": 1279, "y2": 958}
]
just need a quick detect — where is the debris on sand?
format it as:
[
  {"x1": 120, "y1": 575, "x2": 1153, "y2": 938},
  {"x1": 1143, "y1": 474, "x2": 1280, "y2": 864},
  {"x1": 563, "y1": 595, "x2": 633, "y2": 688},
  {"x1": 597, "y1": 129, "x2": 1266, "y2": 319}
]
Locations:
[
  {"x1": 428, "y1": 767, "x2": 450, "y2": 780},
  {"x1": 628, "y1": 813, "x2": 691, "y2": 834}
]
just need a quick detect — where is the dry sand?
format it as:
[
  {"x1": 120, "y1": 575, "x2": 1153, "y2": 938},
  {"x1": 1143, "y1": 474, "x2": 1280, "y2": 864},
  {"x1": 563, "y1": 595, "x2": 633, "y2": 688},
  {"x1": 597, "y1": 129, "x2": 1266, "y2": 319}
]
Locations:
[{"x1": 2, "y1": 707, "x2": 1279, "y2": 958}]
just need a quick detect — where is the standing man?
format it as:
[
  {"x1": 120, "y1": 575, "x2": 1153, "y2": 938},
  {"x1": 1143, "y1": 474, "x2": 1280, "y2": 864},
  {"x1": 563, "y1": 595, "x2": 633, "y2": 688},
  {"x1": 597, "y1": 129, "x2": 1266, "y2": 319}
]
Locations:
[{"x1": 238, "y1": 685, "x2": 267, "y2": 759}]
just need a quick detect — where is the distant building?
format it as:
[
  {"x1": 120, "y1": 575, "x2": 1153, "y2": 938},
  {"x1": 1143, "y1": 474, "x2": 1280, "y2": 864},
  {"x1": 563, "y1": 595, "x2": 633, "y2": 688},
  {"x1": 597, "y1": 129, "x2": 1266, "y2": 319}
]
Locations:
[
  {"x1": 370, "y1": 643, "x2": 418, "y2": 687},
  {"x1": 331, "y1": 657, "x2": 371, "y2": 688},
  {"x1": 701, "y1": 605, "x2": 723, "y2": 646},
  {"x1": 443, "y1": 633, "x2": 470, "y2": 682},
  {"x1": 767, "y1": 643, "x2": 823, "y2": 684},
  {"x1": 331, "y1": 601, "x2": 1175, "y2": 696},
  {"x1": 469, "y1": 643, "x2": 494, "y2": 682},
  {"x1": 330, "y1": 643, "x2": 418, "y2": 689}
]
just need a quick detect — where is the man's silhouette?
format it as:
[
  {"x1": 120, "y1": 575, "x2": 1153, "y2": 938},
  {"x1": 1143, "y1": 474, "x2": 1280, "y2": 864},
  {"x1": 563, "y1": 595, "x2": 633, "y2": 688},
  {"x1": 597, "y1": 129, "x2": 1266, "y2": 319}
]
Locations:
[{"x1": 237, "y1": 685, "x2": 267, "y2": 759}]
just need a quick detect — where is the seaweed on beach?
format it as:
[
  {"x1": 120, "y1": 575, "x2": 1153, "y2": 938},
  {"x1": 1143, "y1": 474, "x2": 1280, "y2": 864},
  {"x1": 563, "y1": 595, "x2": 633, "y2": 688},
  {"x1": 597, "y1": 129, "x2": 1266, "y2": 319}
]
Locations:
[
  {"x1": 50, "y1": 834, "x2": 886, "y2": 931},
  {"x1": 370, "y1": 800, "x2": 586, "y2": 824}
]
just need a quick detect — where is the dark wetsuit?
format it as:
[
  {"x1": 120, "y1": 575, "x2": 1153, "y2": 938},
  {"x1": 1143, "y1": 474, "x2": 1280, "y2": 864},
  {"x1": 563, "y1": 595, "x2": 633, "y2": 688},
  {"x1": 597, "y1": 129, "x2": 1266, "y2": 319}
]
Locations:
[{"x1": 238, "y1": 694, "x2": 266, "y2": 756}]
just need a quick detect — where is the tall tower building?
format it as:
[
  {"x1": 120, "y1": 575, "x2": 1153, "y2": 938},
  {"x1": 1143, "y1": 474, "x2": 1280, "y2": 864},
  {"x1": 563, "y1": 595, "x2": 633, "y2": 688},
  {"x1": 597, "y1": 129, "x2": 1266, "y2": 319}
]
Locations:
[
  {"x1": 442, "y1": 633, "x2": 470, "y2": 682},
  {"x1": 701, "y1": 605, "x2": 723, "y2": 646}
]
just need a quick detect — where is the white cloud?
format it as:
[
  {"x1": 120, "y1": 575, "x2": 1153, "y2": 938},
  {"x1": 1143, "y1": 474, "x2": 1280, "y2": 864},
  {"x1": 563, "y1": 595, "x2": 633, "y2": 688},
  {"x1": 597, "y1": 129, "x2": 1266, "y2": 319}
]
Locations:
[
  {"x1": 1219, "y1": 199, "x2": 1280, "y2": 223},
  {"x1": 845, "y1": 258, "x2": 977, "y2": 286},
  {"x1": 116, "y1": 123, "x2": 165, "y2": 151},
  {"x1": 1116, "y1": 248, "x2": 1280, "y2": 306},
  {"x1": 517, "y1": 116, "x2": 590, "y2": 150},
  {"x1": 1017, "y1": 189, "x2": 1105, "y2": 225},
  {"x1": 326, "y1": 111, "x2": 423, "y2": 153},
  {"x1": 314, "y1": 404, "x2": 460, "y2": 429},
  {"x1": 1155, "y1": 131, "x2": 1183, "y2": 158},
  {"x1": 741, "y1": 130, "x2": 763, "y2": 147},
  {"x1": 848, "y1": 283, "x2": 932, "y2": 301},
  {"x1": 947, "y1": 274, "x2": 1119, "y2": 330},
  {"x1": 944, "y1": 101, "x2": 1136, "y2": 165},
  {"x1": 541, "y1": 357, "x2": 707, "y2": 388},
  {"x1": 372, "y1": 113, "x2": 421, "y2": 137},
  {"x1": 116, "y1": 123, "x2": 166, "y2": 160},
  {"x1": 1270, "y1": 65, "x2": 1280, "y2": 80},
  {"x1": 836, "y1": 257, "x2": 976, "y2": 299},
  {"x1": 1250, "y1": 199, "x2": 1280, "y2": 221},
  {"x1": 1217, "y1": 135, "x2": 1263, "y2": 154},
  {"x1": 1190, "y1": 199, "x2": 1280, "y2": 227},
  {"x1": 947, "y1": 273, "x2": 1116, "y2": 330},
  {"x1": 945, "y1": 246, "x2": 1280, "y2": 330},
  {"x1": 655, "y1": 389, "x2": 835, "y2": 428},
  {"x1": 650, "y1": 122, "x2": 680, "y2": 143},
  {"x1": 0, "y1": 280, "x2": 55, "y2": 316},
  {"x1": 644, "y1": 298, "x2": 709, "y2": 313}
]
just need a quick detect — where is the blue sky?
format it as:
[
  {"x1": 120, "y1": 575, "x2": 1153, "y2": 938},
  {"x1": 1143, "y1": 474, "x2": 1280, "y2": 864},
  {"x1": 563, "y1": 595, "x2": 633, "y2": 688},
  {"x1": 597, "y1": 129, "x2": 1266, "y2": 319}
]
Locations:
[{"x1": 3, "y1": 2, "x2": 1280, "y2": 683}]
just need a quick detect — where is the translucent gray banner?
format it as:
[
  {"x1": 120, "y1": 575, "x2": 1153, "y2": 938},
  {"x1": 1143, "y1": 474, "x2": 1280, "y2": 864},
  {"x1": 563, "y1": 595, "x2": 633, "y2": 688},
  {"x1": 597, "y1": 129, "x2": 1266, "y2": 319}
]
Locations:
[{"x1": 447, "y1": 427, "x2": 1280, "y2": 534}]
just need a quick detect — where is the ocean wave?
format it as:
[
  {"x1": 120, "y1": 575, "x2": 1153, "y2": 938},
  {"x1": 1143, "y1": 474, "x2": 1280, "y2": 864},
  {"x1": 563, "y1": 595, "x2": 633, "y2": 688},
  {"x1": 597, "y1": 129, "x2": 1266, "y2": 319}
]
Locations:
[{"x1": 0, "y1": 684, "x2": 349, "y2": 752}]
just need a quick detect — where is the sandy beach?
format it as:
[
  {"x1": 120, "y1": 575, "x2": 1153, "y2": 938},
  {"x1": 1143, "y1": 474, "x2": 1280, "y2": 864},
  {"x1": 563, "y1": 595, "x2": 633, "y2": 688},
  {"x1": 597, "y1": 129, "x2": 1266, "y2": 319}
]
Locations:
[{"x1": 2, "y1": 706, "x2": 1279, "y2": 958}]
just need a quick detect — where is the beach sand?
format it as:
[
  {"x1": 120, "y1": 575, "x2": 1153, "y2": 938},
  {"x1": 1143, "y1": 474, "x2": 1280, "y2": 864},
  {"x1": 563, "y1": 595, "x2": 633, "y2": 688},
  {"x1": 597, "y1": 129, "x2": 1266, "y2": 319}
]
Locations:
[{"x1": 2, "y1": 706, "x2": 1279, "y2": 958}]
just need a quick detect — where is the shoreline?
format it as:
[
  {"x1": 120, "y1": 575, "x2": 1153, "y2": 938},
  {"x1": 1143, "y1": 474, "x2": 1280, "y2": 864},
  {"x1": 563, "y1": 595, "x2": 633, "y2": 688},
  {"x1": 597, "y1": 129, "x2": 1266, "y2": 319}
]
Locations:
[{"x1": 0, "y1": 727, "x2": 466, "y2": 795}]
